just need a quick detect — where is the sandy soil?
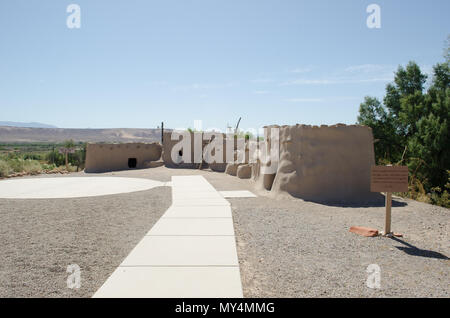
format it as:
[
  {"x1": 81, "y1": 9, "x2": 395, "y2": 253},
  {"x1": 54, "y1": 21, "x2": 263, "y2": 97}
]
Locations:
[{"x1": 0, "y1": 166, "x2": 448, "y2": 297}]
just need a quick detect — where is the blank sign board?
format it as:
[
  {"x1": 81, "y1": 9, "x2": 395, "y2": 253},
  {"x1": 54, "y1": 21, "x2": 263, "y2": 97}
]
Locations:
[{"x1": 370, "y1": 166, "x2": 408, "y2": 192}]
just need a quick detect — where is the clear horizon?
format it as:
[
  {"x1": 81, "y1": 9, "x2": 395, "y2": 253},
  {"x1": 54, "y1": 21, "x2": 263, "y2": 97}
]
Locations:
[{"x1": 1, "y1": 0, "x2": 449, "y2": 131}]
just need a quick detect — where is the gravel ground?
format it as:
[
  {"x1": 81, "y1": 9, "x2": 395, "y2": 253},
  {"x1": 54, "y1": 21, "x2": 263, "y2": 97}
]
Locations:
[
  {"x1": 0, "y1": 166, "x2": 448, "y2": 297},
  {"x1": 0, "y1": 183, "x2": 171, "y2": 297},
  {"x1": 230, "y1": 195, "x2": 449, "y2": 297}
]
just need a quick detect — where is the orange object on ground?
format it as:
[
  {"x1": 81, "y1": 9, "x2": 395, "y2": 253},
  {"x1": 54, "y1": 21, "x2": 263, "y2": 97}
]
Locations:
[{"x1": 349, "y1": 226, "x2": 379, "y2": 237}]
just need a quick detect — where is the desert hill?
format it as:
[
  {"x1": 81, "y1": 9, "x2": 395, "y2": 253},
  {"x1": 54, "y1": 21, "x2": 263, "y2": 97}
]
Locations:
[
  {"x1": 0, "y1": 126, "x2": 163, "y2": 143},
  {"x1": 0, "y1": 121, "x2": 58, "y2": 128}
]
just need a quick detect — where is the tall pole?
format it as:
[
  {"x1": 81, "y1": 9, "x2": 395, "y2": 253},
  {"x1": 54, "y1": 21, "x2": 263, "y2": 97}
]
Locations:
[
  {"x1": 161, "y1": 121, "x2": 164, "y2": 144},
  {"x1": 234, "y1": 117, "x2": 241, "y2": 134}
]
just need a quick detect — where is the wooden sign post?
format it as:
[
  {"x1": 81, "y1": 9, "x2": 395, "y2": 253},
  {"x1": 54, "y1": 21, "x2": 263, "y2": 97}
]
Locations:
[
  {"x1": 385, "y1": 192, "x2": 392, "y2": 234},
  {"x1": 370, "y1": 165, "x2": 408, "y2": 235}
]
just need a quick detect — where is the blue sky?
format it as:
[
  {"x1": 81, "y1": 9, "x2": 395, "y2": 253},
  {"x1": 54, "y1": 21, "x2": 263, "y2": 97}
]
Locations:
[{"x1": 0, "y1": 0, "x2": 449, "y2": 131}]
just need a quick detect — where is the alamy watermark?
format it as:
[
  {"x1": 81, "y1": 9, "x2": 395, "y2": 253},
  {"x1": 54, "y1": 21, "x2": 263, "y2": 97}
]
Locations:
[
  {"x1": 366, "y1": 4, "x2": 381, "y2": 29},
  {"x1": 66, "y1": 4, "x2": 81, "y2": 29},
  {"x1": 366, "y1": 264, "x2": 381, "y2": 289},
  {"x1": 169, "y1": 121, "x2": 279, "y2": 174},
  {"x1": 67, "y1": 264, "x2": 81, "y2": 289},
  {"x1": 64, "y1": 5, "x2": 379, "y2": 30}
]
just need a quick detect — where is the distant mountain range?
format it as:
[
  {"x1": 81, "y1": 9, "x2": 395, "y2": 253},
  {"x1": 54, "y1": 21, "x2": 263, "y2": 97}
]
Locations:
[
  {"x1": 0, "y1": 125, "x2": 164, "y2": 143},
  {"x1": 0, "y1": 121, "x2": 58, "y2": 128}
]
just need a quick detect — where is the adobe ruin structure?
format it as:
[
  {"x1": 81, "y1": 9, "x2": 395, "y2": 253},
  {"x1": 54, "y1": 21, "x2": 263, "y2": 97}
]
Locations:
[
  {"x1": 162, "y1": 131, "x2": 242, "y2": 171},
  {"x1": 162, "y1": 131, "x2": 200, "y2": 169},
  {"x1": 263, "y1": 124, "x2": 381, "y2": 204},
  {"x1": 85, "y1": 142, "x2": 162, "y2": 173},
  {"x1": 85, "y1": 124, "x2": 379, "y2": 204}
]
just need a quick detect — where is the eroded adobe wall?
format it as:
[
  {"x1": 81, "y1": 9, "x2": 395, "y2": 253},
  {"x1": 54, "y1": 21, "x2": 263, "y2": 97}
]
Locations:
[
  {"x1": 162, "y1": 131, "x2": 243, "y2": 170},
  {"x1": 85, "y1": 142, "x2": 162, "y2": 173},
  {"x1": 269, "y1": 124, "x2": 380, "y2": 204},
  {"x1": 252, "y1": 125, "x2": 279, "y2": 191},
  {"x1": 162, "y1": 131, "x2": 199, "y2": 169}
]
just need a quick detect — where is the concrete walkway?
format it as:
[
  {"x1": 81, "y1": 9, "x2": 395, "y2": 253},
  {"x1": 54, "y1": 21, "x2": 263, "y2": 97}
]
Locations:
[
  {"x1": 93, "y1": 175, "x2": 243, "y2": 298},
  {"x1": 220, "y1": 190, "x2": 257, "y2": 198}
]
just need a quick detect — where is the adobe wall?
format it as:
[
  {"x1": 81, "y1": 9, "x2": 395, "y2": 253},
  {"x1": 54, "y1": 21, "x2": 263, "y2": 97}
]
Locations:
[
  {"x1": 162, "y1": 131, "x2": 200, "y2": 169},
  {"x1": 162, "y1": 131, "x2": 243, "y2": 169},
  {"x1": 252, "y1": 125, "x2": 279, "y2": 191},
  {"x1": 269, "y1": 124, "x2": 380, "y2": 204},
  {"x1": 85, "y1": 142, "x2": 162, "y2": 173}
]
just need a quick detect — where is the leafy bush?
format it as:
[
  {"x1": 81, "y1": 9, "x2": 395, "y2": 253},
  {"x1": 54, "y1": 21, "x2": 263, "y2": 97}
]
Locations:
[
  {"x1": 7, "y1": 158, "x2": 25, "y2": 172},
  {"x1": 41, "y1": 163, "x2": 57, "y2": 171},
  {"x1": 22, "y1": 159, "x2": 42, "y2": 174},
  {"x1": 45, "y1": 142, "x2": 86, "y2": 170},
  {"x1": 46, "y1": 150, "x2": 65, "y2": 166},
  {"x1": 0, "y1": 141, "x2": 87, "y2": 177},
  {"x1": 429, "y1": 171, "x2": 450, "y2": 208},
  {"x1": 22, "y1": 153, "x2": 43, "y2": 161},
  {"x1": 5, "y1": 158, "x2": 42, "y2": 174},
  {"x1": 0, "y1": 160, "x2": 12, "y2": 177}
]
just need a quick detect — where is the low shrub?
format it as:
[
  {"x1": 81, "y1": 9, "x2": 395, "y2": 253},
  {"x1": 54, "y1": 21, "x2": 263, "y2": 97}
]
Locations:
[
  {"x1": 41, "y1": 163, "x2": 57, "y2": 171},
  {"x1": 7, "y1": 158, "x2": 25, "y2": 172},
  {"x1": 4, "y1": 158, "x2": 43, "y2": 174},
  {"x1": 0, "y1": 160, "x2": 13, "y2": 177},
  {"x1": 22, "y1": 159, "x2": 42, "y2": 174}
]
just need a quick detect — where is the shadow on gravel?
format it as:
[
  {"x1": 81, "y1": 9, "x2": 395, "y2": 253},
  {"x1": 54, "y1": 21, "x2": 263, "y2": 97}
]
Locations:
[
  {"x1": 302, "y1": 194, "x2": 407, "y2": 208},
  {"x1": 391, "y1": 237, "x2": 449, "y2": 260}
]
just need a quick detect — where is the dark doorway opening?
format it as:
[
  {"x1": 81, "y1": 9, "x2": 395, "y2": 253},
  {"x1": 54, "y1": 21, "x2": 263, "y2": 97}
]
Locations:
[
  {"x1": 128, "y1": 158, "x2": 137, "y2": 168},
  {"x1": 178, "y1": 150, "x2": 183, "y2": 157}
]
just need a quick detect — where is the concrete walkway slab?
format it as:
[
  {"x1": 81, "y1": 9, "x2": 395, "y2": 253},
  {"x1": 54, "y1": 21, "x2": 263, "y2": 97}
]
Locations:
[
  {"x1": 220, "y1": 190, "x2": 257, "y2": 198},
  {"x1": 163, "y1": 205, "x2": 232, "y2": 218},
  {"x1": 93, "y1": 266, "x2": 243, "y2": 298},
  {"x1": 120, "y1": 236, "x2": 238, "y2": 266},
  {"x1": 172, "y1": 191, "x2": 224, "y2": 199},
  {"x1": 171, "y1": 176, "x2": 216, "y2": 189},
  {"x1": 172, "y1": 198, "x2": 230, "y2": 206},
  {"x1": 147, "y1": 218, "x2": 235, "y2": 236}
]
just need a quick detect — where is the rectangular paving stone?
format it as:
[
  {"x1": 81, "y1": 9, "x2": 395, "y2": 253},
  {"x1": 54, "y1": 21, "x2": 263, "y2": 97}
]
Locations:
[
  {"x1": 163, "y1": 205, "x2": 232, "y2": 218},
  {"x1": 172, "y1": 191, "x2": 224, "y2": 199},
  {"x1": 220, "y1": 190, "x2": 257, "y2": 198},
  {"x1": 93, "y1": 266, "x2": 243, "y2": 298},
  {"x1": 120, "y1": 236, "x2": 238, "y2": 266},
  {"x1": 173, "y1": 196, "x2": 230, "y2": 205},
  {"x1": 147, "y1": 218, "x2": 235, "y2": 236}
]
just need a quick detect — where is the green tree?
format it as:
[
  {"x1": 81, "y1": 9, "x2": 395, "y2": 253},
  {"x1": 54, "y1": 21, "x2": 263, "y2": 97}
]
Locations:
[
  {"x1": 384, "y1": 62, "x2": 428, "y2": 139},
  {"x1": 357, "y1": 39, "x2": 450, "y2": 203},
  {"x1": 61, "y1": 139, "x2": 76, "y2": 170},
  {"x1": 357, "y1": 96, "x2": 399, "y2": 161},
  {"x1": 69, "y1": 143, "x2": 87, "y2": 171},
  {"x1": 63, "y1": 139, "x2": 76, "y2": 149},
  {"x1": 407, "y1": 62, "x2": 450, "y2": 188}
]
